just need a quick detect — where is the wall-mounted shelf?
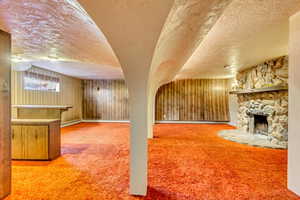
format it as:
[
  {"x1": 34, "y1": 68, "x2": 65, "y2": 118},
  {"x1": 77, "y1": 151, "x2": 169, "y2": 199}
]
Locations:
[{"x1": 229, "y1": 86, "x2": 288, "y2": 94}]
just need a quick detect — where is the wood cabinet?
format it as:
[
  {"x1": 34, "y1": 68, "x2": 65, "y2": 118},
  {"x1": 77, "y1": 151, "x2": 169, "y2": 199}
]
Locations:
[
  {"x1": 11, "y1": 126, "x2": 23, "y2": 159},
  {"x1": 11, "y1": 119, "x2": 61, "y2": 160}
]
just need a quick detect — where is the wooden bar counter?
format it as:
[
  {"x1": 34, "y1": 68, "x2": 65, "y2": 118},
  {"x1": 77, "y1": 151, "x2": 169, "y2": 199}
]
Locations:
[
  {"x1": 11, "y1": 119, "x2": 61, "y2": 160},
  {"x1": 12, "y1": 105, "x2": 72, "y2": 120}
]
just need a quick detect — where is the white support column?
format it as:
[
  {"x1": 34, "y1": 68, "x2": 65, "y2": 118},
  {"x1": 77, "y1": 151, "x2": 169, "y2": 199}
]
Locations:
[
  {"x1": 77, "y1": 1, "x2": 174, "y2": 195},
  {"x1": 147, "y1": 87, "x2": 157, "y2": 139},
  {"x1": 288, "y1": 11, "x2": 300, "y2": 196},
  {"x1": 123, "y1": 67, "x2": 153, "y2": 195},
  {"x1": 127, "y1": 82, "x2": 150, "y2": 195}
]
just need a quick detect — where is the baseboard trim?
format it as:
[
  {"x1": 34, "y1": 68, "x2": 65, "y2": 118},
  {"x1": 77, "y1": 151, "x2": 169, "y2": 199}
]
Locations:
[
  {"x1": 288, "y1": 185, "x2": 300, "y2": 197},
  {"x1": 61, "y1": 120, "x2": 82, "y2": 127},
  {"x1": 82, "y1": 120, "x2": 130, "y2": 123},
  {"x1": 67, "y1": 120, "x2": 233, "y2": 125},
  {"x1": 155, "y1": 120, "x2": 230, "y2": 124}
]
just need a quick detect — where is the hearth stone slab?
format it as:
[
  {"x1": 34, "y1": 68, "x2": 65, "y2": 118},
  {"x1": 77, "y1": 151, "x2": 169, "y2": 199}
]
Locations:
[{"x1": 218, "y1": 129, "x2": 287, "y2": 149}]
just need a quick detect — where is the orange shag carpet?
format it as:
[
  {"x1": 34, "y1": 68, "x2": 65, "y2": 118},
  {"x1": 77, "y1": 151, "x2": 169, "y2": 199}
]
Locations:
[{"x1": 4, "y1": 123, "x2": 300, "y2": 200}]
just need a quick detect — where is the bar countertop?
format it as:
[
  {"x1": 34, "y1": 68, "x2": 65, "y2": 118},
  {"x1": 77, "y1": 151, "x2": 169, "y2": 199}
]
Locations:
[
  {"x1": 12, "y1": 105, "x2": 73, "y2": 109},
  {"x1": 11, "y1": 119, "x2": 61, "y2": 125}
]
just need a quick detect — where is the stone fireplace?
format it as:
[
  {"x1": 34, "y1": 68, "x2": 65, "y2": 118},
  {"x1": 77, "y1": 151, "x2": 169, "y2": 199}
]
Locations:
[
  {"x1": 237, "y1": 92, "x2": 288, "y2": 147},
  {"x1": 219, "y1": 56, "x2": 288, "y2": 149},
  {"x1": 236, "y1": 56, "x2": 288, "y2": 147}
]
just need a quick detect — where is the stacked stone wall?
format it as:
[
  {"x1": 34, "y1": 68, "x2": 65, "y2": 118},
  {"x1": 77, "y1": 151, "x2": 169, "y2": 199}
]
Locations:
[{"x1": 234, "y1": 56, "x2": 288, "y2": 145}]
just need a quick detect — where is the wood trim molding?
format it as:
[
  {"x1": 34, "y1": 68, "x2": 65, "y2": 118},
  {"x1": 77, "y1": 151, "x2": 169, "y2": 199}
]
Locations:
[{"x1": 81, "y1": 120, "x2": 130, "y2": 123}]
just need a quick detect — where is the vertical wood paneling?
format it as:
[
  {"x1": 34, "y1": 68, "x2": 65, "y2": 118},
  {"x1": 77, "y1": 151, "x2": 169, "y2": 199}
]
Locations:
[
  {"x1": 0, "y1": 30, "x2": 11, "y2": 199},
  {"x1": 83, "y1": 80, "x2": 129, "y2": 120},
  {"x1": 83, "y1": 79, "x2": 230, "y2": 122},
  {"x1": 11, "y1": 68, "x2": 82, "y2": 124},
  {"x1": 155, "y1": 79, "x2": 230, "y2": 121}
]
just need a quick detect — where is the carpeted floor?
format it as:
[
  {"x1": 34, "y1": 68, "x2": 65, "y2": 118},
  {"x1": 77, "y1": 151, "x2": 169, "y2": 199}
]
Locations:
[{"x1": 4, "y1": 123, "x2": 300, "y2": 200}]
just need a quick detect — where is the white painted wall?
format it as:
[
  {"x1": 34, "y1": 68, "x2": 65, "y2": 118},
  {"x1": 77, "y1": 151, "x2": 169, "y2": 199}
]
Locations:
[{"x1": 288, "y1": 11, "x2": 300, "y2": 196}]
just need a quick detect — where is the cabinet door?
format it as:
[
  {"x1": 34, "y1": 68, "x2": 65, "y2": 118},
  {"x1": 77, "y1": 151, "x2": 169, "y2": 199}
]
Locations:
[
  {"x1": 23, "y1": 126, "x2": 48, "y2": 160},
  {"x1": 11, "y1": 126, "x2": 23, "y2": 159}
]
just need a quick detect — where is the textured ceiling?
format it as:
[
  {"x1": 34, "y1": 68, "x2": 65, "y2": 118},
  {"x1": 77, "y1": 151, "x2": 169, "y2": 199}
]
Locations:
[
  {"x1": 1, "y1": 0, "x2": 300, "y2": 80},
  {"x1": 0, "y1": 0, "x2": 122, "y2": 79},
  {"x1": 77, "y1": 0, "x2": 174, "y2": 95},
  {"x1": 176, "y1": 0, "x2": 300, "y2": 79},
  {"x1": 150, "y1": 0, "x2": 232, "y2": 88}
]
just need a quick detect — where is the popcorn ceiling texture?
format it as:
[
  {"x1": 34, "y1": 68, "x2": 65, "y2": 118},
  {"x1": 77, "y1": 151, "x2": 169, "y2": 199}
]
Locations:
[
  {"x1": 151, "y1": 0, "x2": 232, "y2": 87},
  {"x1": 2, "y1": 0, "x2": 299, "y2": 81},
  {"x1": 0, "y1": 0, "x2": 121, "y2": 79},
  {"x1": 0, "y1": 0, "x2": 119, "y2": 64},
  {"x1": 177, "y1": 0, "x2": 300, "y2": 79}
]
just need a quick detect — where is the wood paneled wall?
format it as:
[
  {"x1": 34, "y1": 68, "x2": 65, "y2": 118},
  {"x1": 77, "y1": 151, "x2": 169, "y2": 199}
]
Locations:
[
  {"x1": 155, "y1": 79, "x2": 230, "y2": 121},
  {"x1": 0, "y1": 30, "x2": 11, "y2": 199},
  {"x1": 82, "y1": 80, "x2": 129, "y2": 120},
  {"x1": 11, "y1": 68, "x2": 82, "y2": 124},
  {"x1": 82, "y1": 79, "x2": 230, "y2": 122}
]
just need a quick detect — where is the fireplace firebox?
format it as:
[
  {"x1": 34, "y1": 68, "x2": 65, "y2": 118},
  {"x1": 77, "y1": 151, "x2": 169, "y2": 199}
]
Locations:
[
  {"x1": 254, "y1": 115, "x2": 268, "y2": 135},
  {"x1": 248, "y1": 114, "x2": 269, "y2": 135}
]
